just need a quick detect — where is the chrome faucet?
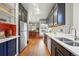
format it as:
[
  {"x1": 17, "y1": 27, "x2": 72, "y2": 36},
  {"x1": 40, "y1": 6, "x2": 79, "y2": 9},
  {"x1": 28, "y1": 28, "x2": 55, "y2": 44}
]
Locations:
[
  {"x1": 74, "y1": 29, "x2": 77, "y2": 40},
  {"x1": 69, "y1": 27, "x2": 77, "y2": 41}
]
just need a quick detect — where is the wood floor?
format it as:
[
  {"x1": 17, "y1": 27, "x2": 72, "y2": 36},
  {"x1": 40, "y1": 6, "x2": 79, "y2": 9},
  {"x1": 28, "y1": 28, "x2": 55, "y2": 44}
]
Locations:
[{"x1": 19, "y1": 37, "x2": 50, "y2": 56}]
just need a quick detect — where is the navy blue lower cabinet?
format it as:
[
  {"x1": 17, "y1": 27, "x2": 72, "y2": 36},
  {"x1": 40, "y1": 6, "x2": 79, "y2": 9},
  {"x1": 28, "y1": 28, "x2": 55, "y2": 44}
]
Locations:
[
  {"x1": 3, "y1": 42, "x2": 7, "y2": 56},
  {"x1": 7, "y1": 39, "x2": 16, "y2": 56},
  {"x1": 0, "y1": 39, "x2": 16, "y2": 56},
  {"x1": 0, "y1": 42, "x2": 7, "y2": 56},
  {"x1": 0, "y1": 43, "x2": 4, "y2": 56}
]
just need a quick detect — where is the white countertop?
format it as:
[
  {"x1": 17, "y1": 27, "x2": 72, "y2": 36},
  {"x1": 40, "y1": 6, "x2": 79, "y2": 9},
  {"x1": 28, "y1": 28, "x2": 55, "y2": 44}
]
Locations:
[
  {"x1": 45, "y1": 32, "x2": 79, "y2": 56},
  {"x1": 0, "y1": 36, "x2": 19, "y2": 43}
]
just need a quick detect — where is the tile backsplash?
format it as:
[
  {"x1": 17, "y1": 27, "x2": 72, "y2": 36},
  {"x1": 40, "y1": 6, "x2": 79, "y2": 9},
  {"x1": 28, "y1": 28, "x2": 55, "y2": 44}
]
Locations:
[{"x1": 51, "y1": 25, "x2": 65, "y2": 33}]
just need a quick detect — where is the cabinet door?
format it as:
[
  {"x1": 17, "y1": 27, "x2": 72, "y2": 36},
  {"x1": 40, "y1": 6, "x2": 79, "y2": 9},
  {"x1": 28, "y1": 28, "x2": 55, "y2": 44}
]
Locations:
[
  {"x1": 55, "y1": 48, "x2": 64, "y2": 56},
  {"x1": 53, "y1": 7, "x2": 58, "y2": 25},
  {"x1": 70, "y1": 53, "x2": 75, "y2": 56},
  {"x1": 24, "y1": 9, "x2": 27, "y2": 23},
  {"x1": 19, "y1": 3, "x2": 27, "y2": 22},
  {"x1": 22, "y1": 12, "x2": 24, "y2": 22},
  {"x1": 24, "y1": 14, "x2": 27, "y2": 23},
  {"x1": 0, "y1": 43, "x2": 4, "y2": 56},
  {"x1": 44, "y1": 35, "x2": 47, "y2": 46},
  {"x1": 19, "y1": 3, "x2": 23, "y2": 21},
  {"x1": 51, "y1": 42, "x2": 55, "y2": 56},
  {"x1": 19, "y1": 5, "x2": 22, "y2": 21},
  {"x1": 3, "y1": 42, "x2": 7, "y2": 56},
  {"x1": 7, "y1": 39, "x2": 16, "y2": 56},
  {"x1": 57, "y1": 3, "x2": 65, "y2": 25},
  {"x1": 47, "y1": 37, "x2": 51, "y2": 54},
  {"x1": 0, "y1": 42, "x2": 7, "y2": 56}
]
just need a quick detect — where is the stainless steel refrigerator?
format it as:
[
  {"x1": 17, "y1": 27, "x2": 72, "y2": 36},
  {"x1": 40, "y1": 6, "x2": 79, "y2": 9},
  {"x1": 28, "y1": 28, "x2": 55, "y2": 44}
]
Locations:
[{"x1": 20, "y1": 21, "x2": 27, "y2": 52}]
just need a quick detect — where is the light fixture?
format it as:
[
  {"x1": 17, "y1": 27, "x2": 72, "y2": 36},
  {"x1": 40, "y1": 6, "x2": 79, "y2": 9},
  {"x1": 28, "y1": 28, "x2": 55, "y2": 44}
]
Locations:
[
  {"x1": 35, "y1": 11, "x2": 40, "y2": 14},
  {"x1": 32, "y1": 3, "x2": 40, "y2": 14},
  {"x1": 35, "y1": 8, "x2": 40, "y2": 11},
  {"x1": 33, "y1": 3, "x2": 37, "y2": 6},
  {"x1": 33, "y1": 3, "x2": 38, "y2": 8},
  {"x1": 35, "y1": 8, "x2": 40, "y2": 14}
]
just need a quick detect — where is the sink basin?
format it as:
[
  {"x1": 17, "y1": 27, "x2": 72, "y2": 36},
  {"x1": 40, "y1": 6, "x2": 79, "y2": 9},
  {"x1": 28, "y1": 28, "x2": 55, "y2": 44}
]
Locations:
[
  {"x1": 55, "y1": 37, "x2": 79, "y2": 47},
  {"x1": 64, "y1": 42, "x2": 79, "y2": 46},
  {"x1": 55, "y1": 37, "x2": 72, "y2": 41}
]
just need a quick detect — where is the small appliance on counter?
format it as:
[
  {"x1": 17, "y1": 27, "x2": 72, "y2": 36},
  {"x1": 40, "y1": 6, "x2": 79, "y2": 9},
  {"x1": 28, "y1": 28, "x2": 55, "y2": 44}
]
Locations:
[{"x1": 0, "y1": 29, "x2": 5, "y2": 39}]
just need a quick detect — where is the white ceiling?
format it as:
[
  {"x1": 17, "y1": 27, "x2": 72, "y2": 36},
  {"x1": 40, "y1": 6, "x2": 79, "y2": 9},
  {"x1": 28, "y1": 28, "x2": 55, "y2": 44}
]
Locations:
[{"x1": 22, "y1": 3, "x2": 54, "y2": 23}]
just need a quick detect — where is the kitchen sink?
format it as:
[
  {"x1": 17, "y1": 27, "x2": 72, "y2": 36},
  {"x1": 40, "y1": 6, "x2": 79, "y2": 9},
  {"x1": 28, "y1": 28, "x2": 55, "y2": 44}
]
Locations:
[
  {"x1": 64, "y1": 42, "x2": 79, "y2": 46},
  {"x1": 55, "y1": 37, "x2": 79, "y2": 47},
  {"x1": 55, "y1": 37, "x2": 72, "y2": 42}
]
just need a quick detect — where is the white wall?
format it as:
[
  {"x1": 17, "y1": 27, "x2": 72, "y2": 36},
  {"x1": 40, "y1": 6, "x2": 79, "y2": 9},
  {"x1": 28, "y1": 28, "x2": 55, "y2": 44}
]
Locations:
[
  {"x1": 64, "y1": 3, "x2": 73, "y2": 33},
  {"x1": 73, "y1": 3, "x2": 79, "y2": 35},
  {"x1": 64, "y1": 3, "x2": 79, "y2": 36}
]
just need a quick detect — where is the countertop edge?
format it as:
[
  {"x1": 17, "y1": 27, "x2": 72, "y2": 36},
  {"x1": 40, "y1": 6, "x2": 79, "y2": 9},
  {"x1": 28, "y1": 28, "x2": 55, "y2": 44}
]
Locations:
[{"x1": 0, "y1": 36, "x2": 19, "y2": 44}]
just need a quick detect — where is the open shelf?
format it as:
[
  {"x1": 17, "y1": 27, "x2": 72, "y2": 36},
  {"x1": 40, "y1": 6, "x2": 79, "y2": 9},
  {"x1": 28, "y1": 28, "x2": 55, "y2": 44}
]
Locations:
[
  {"x1": 0, "y1": 21, "x2": 16, "y2": 25},
  {"x1": 0, "y1": 6, "x2": 15, "y2": 17},
  {"x1": 0, "y1": 3, "x2": 15, "y2": 17},
  {"x1": 1, "y1": 3, "x2": 16, "y2": 10},
  {"x1": 0, "y1": 36, "x2": 19, "y2": 44}
]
